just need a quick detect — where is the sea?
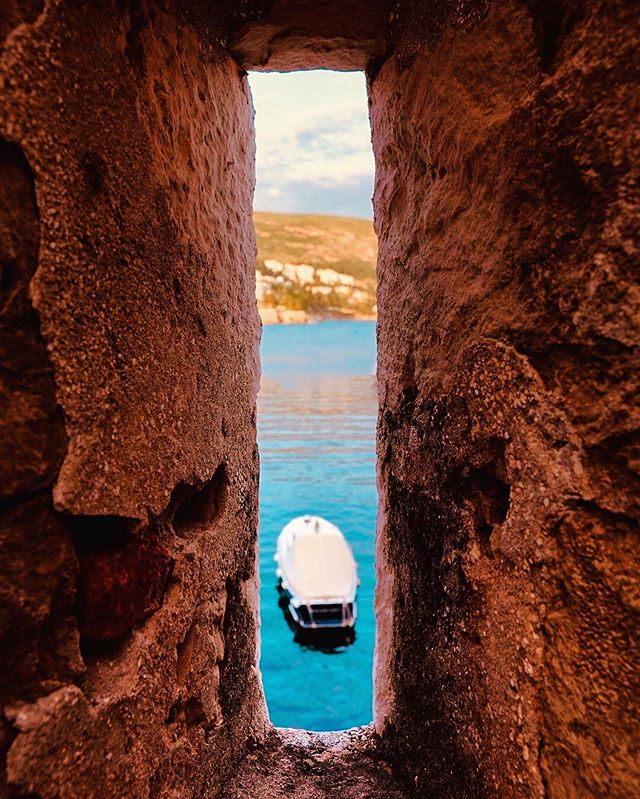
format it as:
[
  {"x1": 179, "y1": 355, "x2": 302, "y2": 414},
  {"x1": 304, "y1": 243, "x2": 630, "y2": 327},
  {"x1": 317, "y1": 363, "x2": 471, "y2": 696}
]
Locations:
[{"x1": 257, "y1": 319, "x2": 377, "y2": 731}]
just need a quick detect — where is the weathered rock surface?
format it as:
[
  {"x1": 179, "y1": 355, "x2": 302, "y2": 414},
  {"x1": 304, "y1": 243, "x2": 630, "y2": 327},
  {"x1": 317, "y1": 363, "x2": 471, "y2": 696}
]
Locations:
[
  {"x1": 1, "y1": 2, "x2": 266, "y2": 797},
  {"x1": 0, "y1": 105, "x2": 83, "y2": 799},
  {"x1": 219, "y1": 726, "x2": 407, "y2": 799},
  {"x1": 371, "y1": 1, "x2": 639, "y2": 797},
  {"x1": 0, "y1": 0, "x2": 637, "y2": 797},
  {"x1": 228, "y1": 0, "x2": 393, "y2": 72}
]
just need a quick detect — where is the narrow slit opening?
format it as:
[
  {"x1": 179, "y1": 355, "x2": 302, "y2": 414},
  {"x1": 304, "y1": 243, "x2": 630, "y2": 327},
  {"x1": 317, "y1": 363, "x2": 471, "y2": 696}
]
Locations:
[{"x1": 249, "y1": 69, "x2": 378, "y2": 732}]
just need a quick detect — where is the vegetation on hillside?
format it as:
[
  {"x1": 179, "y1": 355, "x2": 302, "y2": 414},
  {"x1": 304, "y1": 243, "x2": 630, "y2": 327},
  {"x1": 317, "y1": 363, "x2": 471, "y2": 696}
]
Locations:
[{"x1": 254, "y1": 212, "x2": 377, "y2": 320}]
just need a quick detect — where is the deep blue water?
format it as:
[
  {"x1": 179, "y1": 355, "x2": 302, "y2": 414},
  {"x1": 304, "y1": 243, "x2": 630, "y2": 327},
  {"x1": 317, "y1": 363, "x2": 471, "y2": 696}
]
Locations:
[{"x1": 258, "y1": 320, "x2": 377, "y2": 731}]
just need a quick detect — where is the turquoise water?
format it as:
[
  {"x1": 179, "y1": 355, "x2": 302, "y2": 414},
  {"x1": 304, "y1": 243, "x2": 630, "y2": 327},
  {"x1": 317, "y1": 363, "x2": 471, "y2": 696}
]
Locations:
[{"x1": 258, "y1": 320, "x2": 377, "y2": 731}]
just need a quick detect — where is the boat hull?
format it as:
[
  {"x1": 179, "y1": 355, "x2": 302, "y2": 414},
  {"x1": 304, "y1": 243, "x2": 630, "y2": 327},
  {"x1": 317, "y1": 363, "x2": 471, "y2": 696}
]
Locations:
[
  {"x1": 276, "y1": 582, "x2": 356, "y2": 648},
  {"x1": 274, "y1": 515, "x2": 359, "y2": 639}
]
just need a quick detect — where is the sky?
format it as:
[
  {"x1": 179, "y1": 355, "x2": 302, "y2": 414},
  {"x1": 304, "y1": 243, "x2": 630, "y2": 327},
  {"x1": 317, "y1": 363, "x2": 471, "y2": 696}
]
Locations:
[{"x1": 249, "y1": 71, "x2": 375, "y2": 219}]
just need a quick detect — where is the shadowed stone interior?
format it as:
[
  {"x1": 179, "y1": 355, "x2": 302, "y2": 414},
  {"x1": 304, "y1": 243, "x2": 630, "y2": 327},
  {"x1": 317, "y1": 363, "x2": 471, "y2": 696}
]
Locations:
[{"x1": 0, "y1": 1, "x2": 637, "y2": 797}]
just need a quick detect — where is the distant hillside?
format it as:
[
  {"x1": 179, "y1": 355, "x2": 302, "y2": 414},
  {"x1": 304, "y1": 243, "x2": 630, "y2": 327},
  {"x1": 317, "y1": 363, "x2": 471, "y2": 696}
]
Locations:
[{"x1": 254, "y1": 212, "x2": 377, "y2": 323}]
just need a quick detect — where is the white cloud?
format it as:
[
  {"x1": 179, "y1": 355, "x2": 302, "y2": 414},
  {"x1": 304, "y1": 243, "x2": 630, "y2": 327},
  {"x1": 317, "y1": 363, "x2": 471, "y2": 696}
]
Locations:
[{"x1": 249, "y1": 71, "x2": 375, "y2": 218}]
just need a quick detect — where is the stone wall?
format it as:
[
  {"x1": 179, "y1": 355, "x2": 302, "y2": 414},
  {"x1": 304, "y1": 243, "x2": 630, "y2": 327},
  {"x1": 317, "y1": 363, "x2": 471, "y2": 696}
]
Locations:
[
  {"x1": 0, "y1": 2, "x2": 266, "y2": 797},
  {"x1": 228, "y1": 0, "x2": 392, "y2": 72},
  {"x1": 0, "y1": 1, "x2": 637, "y2": 797},
  {"x1": 371, "y1": 1, "x2": 639, "y2": 797}
]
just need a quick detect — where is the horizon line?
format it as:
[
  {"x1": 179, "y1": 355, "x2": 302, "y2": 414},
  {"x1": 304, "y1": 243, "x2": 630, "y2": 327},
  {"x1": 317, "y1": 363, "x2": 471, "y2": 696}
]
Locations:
[{"x1": 253, "y1": 208, "x2": 374, "y2": 221}]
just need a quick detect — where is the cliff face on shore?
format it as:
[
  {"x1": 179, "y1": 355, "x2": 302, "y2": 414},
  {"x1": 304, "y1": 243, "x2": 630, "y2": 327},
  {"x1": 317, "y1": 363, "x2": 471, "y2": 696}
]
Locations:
[{"x1": 254, "y1": 212, "x2": 377, "y2": 323}]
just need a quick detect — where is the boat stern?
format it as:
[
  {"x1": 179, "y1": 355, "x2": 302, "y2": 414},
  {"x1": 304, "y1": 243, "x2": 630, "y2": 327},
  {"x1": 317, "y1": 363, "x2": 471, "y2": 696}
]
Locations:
[{"x1": 288, "y1": 598, "x2": 356, "y2": 630}]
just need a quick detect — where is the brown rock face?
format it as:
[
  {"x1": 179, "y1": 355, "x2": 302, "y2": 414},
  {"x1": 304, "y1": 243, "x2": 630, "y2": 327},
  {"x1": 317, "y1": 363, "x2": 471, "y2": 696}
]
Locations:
[
  {"x1": 228, "y1": 0, "x2": 393, "y2": 72},
  {"x1": 371, "y1": 1, "x2": 639, "y2": 796},
  {"x1": 1, "y1": 2, "x2": 266, "y2": 797},
  {"x1": 0, "y1": 0, "x2": 637, "y2": 797},
  {"x1": 0, "y1": 134, "x2": 82, "y2": 792},
  {"x1": 219, "y1": 726, "x2": 406, "y2": 799},
  {"x1": 74, "y1": 518, "x2": 174, "y2": 643},
  {"x1": 0, "y1": 140, "x2": 66, "y2": 500}
]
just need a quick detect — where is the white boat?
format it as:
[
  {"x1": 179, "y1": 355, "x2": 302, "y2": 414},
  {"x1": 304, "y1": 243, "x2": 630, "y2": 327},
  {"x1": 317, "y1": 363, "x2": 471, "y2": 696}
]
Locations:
[{"x1": 274, "y1": 515, "x2": 358, "y2": 630}]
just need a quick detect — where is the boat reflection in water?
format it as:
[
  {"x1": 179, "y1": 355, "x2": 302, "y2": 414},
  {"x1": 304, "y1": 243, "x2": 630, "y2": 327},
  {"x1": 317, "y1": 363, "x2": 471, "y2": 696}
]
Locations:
[{"x1": 274, "y1": 514, "x2": 359, "y2": 651}]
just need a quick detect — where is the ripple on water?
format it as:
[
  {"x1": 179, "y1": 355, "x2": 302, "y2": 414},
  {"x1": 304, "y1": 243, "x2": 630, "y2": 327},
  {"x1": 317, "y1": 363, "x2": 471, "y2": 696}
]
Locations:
[{"x1": 258, "y1": 320, "x2": 377, "y2": 731}]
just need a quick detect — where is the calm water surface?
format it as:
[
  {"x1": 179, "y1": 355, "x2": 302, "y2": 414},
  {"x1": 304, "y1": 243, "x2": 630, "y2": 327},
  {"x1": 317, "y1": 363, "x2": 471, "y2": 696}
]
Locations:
[{"x1": 258, "y1": 320, "x2": 377, "y2": 731}]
